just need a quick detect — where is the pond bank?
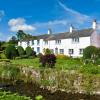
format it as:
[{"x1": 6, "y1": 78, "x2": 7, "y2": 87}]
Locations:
[{"x1": 0, "y1": 79, "x2": 100, "y2": 100}]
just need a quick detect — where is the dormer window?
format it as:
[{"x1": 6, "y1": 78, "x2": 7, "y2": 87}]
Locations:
[
  {"x1": 72, "y1": 37, "x2": 79, "y2": 43},
  {"x1": 55, "y1": 40, "x2": 61, "y2": 44}
]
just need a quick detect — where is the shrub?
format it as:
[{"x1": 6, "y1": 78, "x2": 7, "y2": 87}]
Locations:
[
  {"x1": 0, "y1": 53, "x2": 7, "y2": 59},
  {"x1": 32, "y1": 50, "x2": 36, "y2": 57},
  {"x1": 43, "y1": 48, "x2": 51, "y2": 55},
  {"x1": 26, "y1": 46, "x2": 33, "y2": 57},
  {"x1": 5, "y1": 45, "x2": 18, "y2": 59},
  {"x1": 37, "y1": 53, "x2": 43, "y2": 58},
  {"x1": 83, "y1": 46, "x2": 97, "y2": 59},
  {"x1": 17, "y1": 46, "x2": 25, "y2": 56},
  {"x1": 20, "y1": 55, "x2": 28, "y2": 59},
  {"x1": 0, "y1": 59, "x2": 10, "y2": 62},
  {"x1": 56, "y1": 54, "x2": 70, "y2": 59},
  {"x1": 40, "y1": 54, "x2": 56, "y2": 68}
]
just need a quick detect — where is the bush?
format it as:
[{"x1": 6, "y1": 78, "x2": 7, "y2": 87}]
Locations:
[
  {"x1": 40, "y1": 54, "x2": 56, "y2": 68},
  {"x1": 20, "y1": 55, "x2": 28, "y2": 59},
  {"x1": 43, "y1": 48, "x2": 51, "y2": 55},
  {"x1": 83, "y1": 46, "x2": 97, "y2": 59},
  {"x1": 0, "y1": 59, "x2": 10, "y2": 62},
  {"x1": 56, "y1": 54, "x2": 70, "y2": 59},
  {"x1": 17, "y1": 46, "x2": 25, "y2": 56},
  {"x1": 26, "y1": 46, "x2": 33, "y2": 57},
  {"x1": 32, "y1": 50, "x2": 36, "y2": 57},
  {"x1": 5, "y1": 45, "x2": 18, "y2": 59},
  {"x1": 37, "y1": 53, "x2": 43, "y2": 58},
  {"x1": 0, "y1": 53, "x2": 7, "y2": 59}
]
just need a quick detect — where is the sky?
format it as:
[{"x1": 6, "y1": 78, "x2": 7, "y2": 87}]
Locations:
[{"x1": 0, "y1": 0, "x2": 100, "y2": 41}]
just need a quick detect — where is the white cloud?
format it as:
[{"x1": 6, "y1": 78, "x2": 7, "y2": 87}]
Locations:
[
  {"x1": 8, "y1": 18, "x2": 36, "y2": 32},
  {"x1": 0, "y1": 10, "x2": 5, "y2": 21}
]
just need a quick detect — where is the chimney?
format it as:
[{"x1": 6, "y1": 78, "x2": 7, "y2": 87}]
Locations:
[
  {"x1": 48, "y1": 28, "x2": 52, "y2": 34},
  {"x1": 92, "y1": 19, "x2": 97, "y2": 30},
  {"x1": 70, "y1": 24, "x2": 74, "y2": 33}
]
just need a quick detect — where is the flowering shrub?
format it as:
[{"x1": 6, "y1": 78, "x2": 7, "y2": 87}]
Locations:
[
  {"x1": 40, "y1": 54, "x2": 56, "y2": 68},
  {"x1": 56, "y1": 54, "x2": 70, "y2": 59}
]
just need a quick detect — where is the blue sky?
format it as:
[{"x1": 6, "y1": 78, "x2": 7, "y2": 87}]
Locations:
[{"x1": 0, "y1": 0, "x2": 100, "y2": 40}]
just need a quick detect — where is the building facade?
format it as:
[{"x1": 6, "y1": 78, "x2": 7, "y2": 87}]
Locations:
[{"x1": 18, "y1": 20, "x2": 100, "y2": 57}]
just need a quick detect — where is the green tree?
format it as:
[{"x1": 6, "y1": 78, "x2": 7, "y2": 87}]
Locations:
[{"x1": 8, "y1": 36, "x2": 18, "y2": 45}]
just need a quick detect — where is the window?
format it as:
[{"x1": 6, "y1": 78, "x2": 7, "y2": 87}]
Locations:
[
  {"x1": 72, "y1": 37, "x2": 79, "y2": 43},
  {"x1": 69, "y1": 49, "x2": 74, "y2": 55},
  {"x1": 55, "y1": 48, "x2": 58, "y2": 54},
  {"x1": 59, "y1": 49, "x2": 64, "y2": 54},
  {"x1": 27, "y1": 41, "x2": 30, "y2": 46},
  {"x1": 50, "y1": 49, "x2": 54, "y2": 54},
  {"x1": 44, "y1": 40, "x2": 48, "y2": 45},
  {"x1": 55, "y1": 40, "x2": 61, "y2": 44},
  {"x1": 37, "y1": 47, "x2": 40, "y2": 53},
  {"x1": 79, "y1": 49, "x2": 84, "y2": 54},
  {"x1": 37, "y1": 40, "x2": 40, "y2": 45},
  {"x1": 32, "y1": 40, "x2": 34, "y2": 45}
]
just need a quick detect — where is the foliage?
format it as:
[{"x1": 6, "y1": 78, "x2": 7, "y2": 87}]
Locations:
[
  {"x1": 83, "y1": 46, "x2": 97, "y2": 59},
  {"x1": 5, "y1": 45, "x2": 18, "y2": 59},
  {"x1": 35, "y1": 95, "x2": 44, "y2": 100},
  {"x1": 0, "y1": 64, "x2": 20, "y2": 80},
  {"x1": 0, "y1": 91, "x2": 31, "y2": 100},
  {"x1": 16, "y1": 30, "x2": 33, "y2": 40},
  {"x1": 26, "y1": 46, "x2": 33, "y2": 57},
  {"x1": 56, "y1": 54, "x2": 70, "y2": 60},
  {"x1": 8, "y1": 36, "x2": 18, "y2": 45},
  {"x1": 0, "y1": 53, "x2": 7, "y2": 59},
  {"x1": 37, "y1": 53, "x2": 43, "y2": 58},
  {"x1": 43, "y1": 48, "x2": 51, "y2": 55},
  {"x1": 40, "y1": 54, "x2": 56, "y2": 68},
  {"x1": 0, "y1": 59, "x2": 10, "y2": 62},
  {"x1": 17, "y1": 46, "x2": 25, "y2": 56}
]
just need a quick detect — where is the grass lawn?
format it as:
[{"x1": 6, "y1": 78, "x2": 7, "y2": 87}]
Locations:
[
  {"x1": 11, "y1": 57, "x2": 100, "y2": 74},
  {"x1": 11, "y1": 58, "x2": 40, "y2": 68},
  {"x1": 11, "y1": 58, "x2": 82, "y2": 70}
]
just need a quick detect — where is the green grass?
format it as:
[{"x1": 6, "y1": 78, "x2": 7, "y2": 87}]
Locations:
[
  {"x1": 11, "y1": 58, "x2": 82, "y2": 70},
  {"x1": 11, "y1": 58, "x2": 39, "y2": 68},
  {"x1": 55, "y1": 58, "x2": 82, "y2": 70},
  {"x1": 0, "y1": 91, "x2": 31, "y2": 100},
  {"x1": 10, "y1": 57, "x2": 100, "y2": 75}
]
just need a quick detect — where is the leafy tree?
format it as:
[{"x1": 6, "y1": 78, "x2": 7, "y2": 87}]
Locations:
[
  {"x1": 16, "y1": 30, "x2": 26, "y2": 40},
  {"x1": 17, "y1": 46, "x2": 25, "y2": 56},
  {"x1": 25, "y1": 46, "x2": 33, "y2": 57},
  {"x1": 16, "y1": 30, "x2": 33, "y2": 40},
  {"x1": 8, "y1": 36, "x2": 18, "y2": 45},
  {"x1": 5, "y1": 45, "x2": 18, "y2": 59}
]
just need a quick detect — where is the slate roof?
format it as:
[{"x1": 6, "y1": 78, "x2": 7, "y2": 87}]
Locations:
[
  {"x1": 45, "y1": 28, "x2": 94, "y2": 40},
  {"x1": 20, "y1": 28, "x2": 94, "y2": 41}
]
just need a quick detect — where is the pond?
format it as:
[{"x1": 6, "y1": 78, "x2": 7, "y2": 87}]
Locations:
[{"x1": 0, "y1": 79, "x2": 100, "y2": 100}]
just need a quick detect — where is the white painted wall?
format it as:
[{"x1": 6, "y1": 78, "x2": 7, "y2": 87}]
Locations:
[{"x1": 18, "y1": 36, "x2": 91, "y2": 57}]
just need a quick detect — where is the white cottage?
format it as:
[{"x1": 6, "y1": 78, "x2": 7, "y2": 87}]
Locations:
[{"x1": 18, "y1": 20, "x2": 100, "y2": 57}]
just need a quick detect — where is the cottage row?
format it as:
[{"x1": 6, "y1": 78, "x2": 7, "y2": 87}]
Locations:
[{"x1": 18, "y1": 20, "x2": 100, "y2": 57}]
